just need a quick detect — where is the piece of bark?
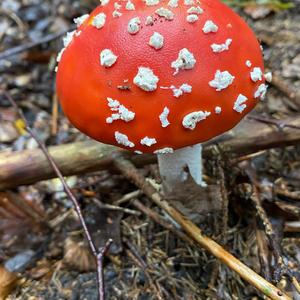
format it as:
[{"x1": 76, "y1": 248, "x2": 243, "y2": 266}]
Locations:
[
  {"x1": 0, "y1": 116, "x2": 300, "y2": 190},
  {"x1": 0, "y1": 141, "x2": 118, "y2": 190},
  {"x1": 210, "y1": 116, "x2": 300, "y2": 156}
]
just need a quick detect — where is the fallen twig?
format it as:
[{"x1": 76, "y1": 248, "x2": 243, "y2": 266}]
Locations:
[
  {"x1": 97, "y1": 239, "x2": 113, "y2": 300},
  {"x1": 124, "y1": 242, "x2": 164, "y2": 300},
  {"x1": 0, "y1": 115, "x2": 300, "y2": 190},
  {"x1": 51, "y1": 93, "x2": 59, "y2": 136},
  {"x1": 252, "y1": 187, "x2": 300, "y2": 294},
  {"x1": 255, "y1": 219, "x2": 272, "y2": 282},
  {"x1": 0, "y1": 29, "x2": 70, "y2": 61},
  {"x1": 0, "y1": 8, "x2": 27, "y2": 34},
  {"x1": 251, "y1": 185, "x2": 285, "y2": 280},
  {"x1": 292, "y1": 276, "x2": 300, "y2": 295},
  {"x1": 113, "y1": 155, "x2": 291, "y2": 300},
  {"x1": 124, "y1": 239, "x2": 148, "y2": 270},
  {"x1": 92, "y1": 198, "x2": 141, "y2": 216},
  {"x1": 4, "y1": 91, "x2": 111, "y2": 300},
  {"x1": 229, "y1": 150, "x2": 267, "y2": 164},
  {"x1": 216, "y1": 160, "x2": 229, "y2": 244},
  {"x1": 132, "y1": 199, "x2": 192, "y2": 244},
  {"x1": 271, "y1": 73, "x2": 300, "y2": 109},
  {"x1": 241, "y1": 163, "x2": 300, "y2": 292},
  {"x1": 114, "y1": 190, "x2": 141, "y2": 205},
  {"x1": 241, "y1": 163, "x2": 287, "y2": 280},
  {"x1": 248, "y1": 115, "x2": 300, "y2": 130}
]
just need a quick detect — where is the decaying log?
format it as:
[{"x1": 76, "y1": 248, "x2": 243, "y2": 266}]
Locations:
[
  {"x1": 214, "y1": 116, "x2": 300, "y2": 155},
  {"x1": 0, "y1": 141, "x2": 118, "y2": 190},
  {"x1": 0, "y1": 116, "x2": 300, "y2": 190}
]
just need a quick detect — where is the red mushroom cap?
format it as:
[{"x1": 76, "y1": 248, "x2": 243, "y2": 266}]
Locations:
[{"x1": 56, "y1": 0, "x2": 267, "y2": 154}]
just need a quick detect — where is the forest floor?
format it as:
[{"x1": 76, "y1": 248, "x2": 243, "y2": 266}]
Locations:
[{"x1": 1, "y1": 0, "x2": 300, "y2": 299}]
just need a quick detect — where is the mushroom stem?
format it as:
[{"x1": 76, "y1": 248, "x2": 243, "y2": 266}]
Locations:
[{"x1": 157, "y1": 143, "x2": 206, "y2": 193}]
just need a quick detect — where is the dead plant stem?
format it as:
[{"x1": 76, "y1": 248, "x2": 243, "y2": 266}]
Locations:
[{"x1": 4, "y1": 91, "x2": 111, "y2": 300}]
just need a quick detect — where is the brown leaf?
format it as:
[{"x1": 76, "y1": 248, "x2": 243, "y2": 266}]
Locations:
[
  {"x1": 0, "y1": 121, "x2": 18, "y2": 143},
  {"x1": 244, "y1": 5, "x2": 272, "y2": 19},
  {"x1": 0, "y1": 107, "x2": 21, "y2": 143},
  {"x1": 63, "y1": 237, "x2": 95, "y2": 272},
  {"x1": 0, "y1": 266, "x2": 18, "y2": 300},
  {"x1": 0, "y1": 192, "x2": 48, "y2": 257},
  {"x1": 166, "y1": 174, "x2": 223, "y2": 223}
]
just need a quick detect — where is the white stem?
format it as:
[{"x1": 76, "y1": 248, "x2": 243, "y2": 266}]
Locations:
[{"x1": 157, "y1": 143, "x2": 206, "y2": 193}]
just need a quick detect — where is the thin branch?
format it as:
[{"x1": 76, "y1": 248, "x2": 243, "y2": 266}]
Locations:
[
  {"x1": 92, "y1": 198, "x2": 141, "y2": 216},
  {"x1": 217, "y1": 160, "x2": 229, "y2": 244},
  {"x1": 132, "y1": 199, "x2": 192, "y2": 244},
  {"x1": 0, "y1": 8, "x2": 27, "y2": 34},
  {"x1": 4, "y1": 91, "x2": 111, "y2": 300},
  {"x1": 292, "y1": 277, "x2": 300, "y2": 295},
  {"x1": 255, "y1": 219, "x2": 272, "y2": 281},
  {"x1": 97, "y1": 239, "x2": 113, "y2": 300},
  {"x1": 0, "y1": 29, "x2": 70, "y2": 61},
  {"x1": 241, "y1": 162, "x2": 296, "y2": 284},
  {"x1": 51, "y1": 93, "x2": 59, "y2": 136},
  {"x1": 271, "y1": 73, "x2": 300, "y2": 109},
  {"x1": 123, "y1": 239, "x2": 148, "y2": 270},
  {"x1": 114, "y1": 190, "x2": 141, "y2": 205},
  {"x1": 113, "y1": 155, "x2": 291, "y2": 300},
  {"x1": 4, "y1": 92, "x2": 97, "y2": 256},
  {"x1": 250, "y1": 183, "x2": 300, "y2": 290},
  {"x1": 248, "y1": 115, "x2": 300, "y2": 130},
  {"x1": 124, "y1": 240, "x2": 165, "y2": 300}
]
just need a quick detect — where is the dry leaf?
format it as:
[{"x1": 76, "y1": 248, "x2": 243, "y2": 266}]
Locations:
[
  {"x1": 0, "y1": 121, "x2": 19, "y2": 143},
  {"x1": 0, "y1": 266, "x2": 18, "y2": 300},
  {"x1": 244, "y1": 5, "x2": 272, "y2": 19},
  {"x1": 166, "y1": 174, "x2": 223, "y2": 223},
  {"x1": 63, "y1": 237, "x2": 95, "y2": 272}
]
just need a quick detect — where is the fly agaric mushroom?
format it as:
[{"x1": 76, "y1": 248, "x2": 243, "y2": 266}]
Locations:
[{"x1": 56, "y1": 0, "x2": 269, "y2": 192}]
